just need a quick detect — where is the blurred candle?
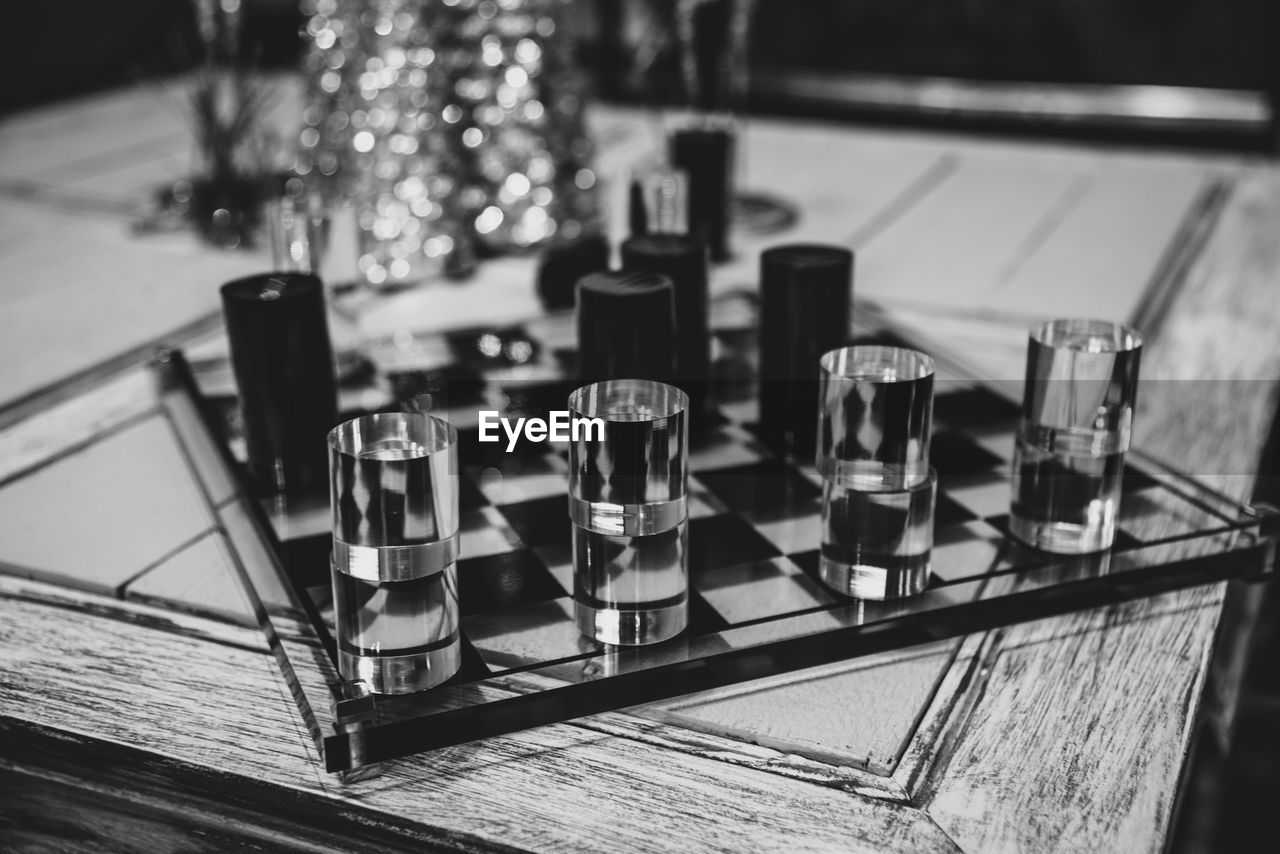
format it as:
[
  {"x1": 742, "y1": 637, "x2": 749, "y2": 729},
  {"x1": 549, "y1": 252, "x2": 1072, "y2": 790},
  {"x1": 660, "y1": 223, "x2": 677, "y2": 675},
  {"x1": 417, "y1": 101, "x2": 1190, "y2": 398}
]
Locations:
[
  {"x1": 670, "y1": 127, "x2": 734, "y2": 263},
  {"x1": 576, "y1": 271, "x2": 678, "y2": 386},
  {"x1": 220, "y1": 272, "x2": 337, "y2": 495},
  {"x1": 620, "y1": 233, "x2": 711, "y2": 423},
  {"x1": 758, "y1": 244, "x2": 854, "y2": 457}
]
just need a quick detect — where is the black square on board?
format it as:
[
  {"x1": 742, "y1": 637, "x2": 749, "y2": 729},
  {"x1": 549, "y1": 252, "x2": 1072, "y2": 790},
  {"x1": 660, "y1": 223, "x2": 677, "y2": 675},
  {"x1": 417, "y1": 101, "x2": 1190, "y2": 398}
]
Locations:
[
  {"x1": 935, "y1": 491, "x2": 979, "y2": 528},
  {"x1": 458, "y1": 474, "x2": 488, "y2": 512},
  {"x1": 696, "y1": 458, "x2": 822, "y2": 515},
  {"x1": 850, "y1": 331, "x2": 911, "y2": 348},
  {"x1": 982, "y1": 514, "x2": 1013, "y2": 537},
  {"x1": 455, "y1": 427, "x2": 500, "y2": 467},
  {"x1": 931, "y1": 431, "x2": 1004, "y2": 477},
  {"x1": 457, "y1": 550, "x2": 563, "y2": 615},
  {"x1": 281, "y1": 534, "x2": 334, "y2": 589},
  {"x1": 789, "y1": 549, "x2": 821, "y2": 581},
  {"x1": 448, "y1": 636, "x2": 492, "y2": 683},
  {"x1": 1122, "y1": 465, "x2": 1159, "y2": 494},
  {"x1": 687, "y1": 588, "x2": 732, "y2": 634},
  {"x1": 932, "y1": 387, "x2": 1021, "y2": 428},
  {"x1": 1109, "y1": 529, "x2": 1143, "y2": 552},
  {"x1": 497, "y1": 494, "x2": 570, "y2": 549},
  {"x1": 689, "y1": 514, "x2": 782, "y2": 574},
  {"x1": 455, "y1": 426, "x2": 551, "y2": 466}
]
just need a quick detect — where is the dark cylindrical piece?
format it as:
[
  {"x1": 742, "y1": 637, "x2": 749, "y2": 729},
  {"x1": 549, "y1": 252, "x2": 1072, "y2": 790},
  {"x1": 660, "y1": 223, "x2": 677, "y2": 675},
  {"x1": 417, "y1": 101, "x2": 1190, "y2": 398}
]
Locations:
[
  {"x1": 221, "y1": 272, "x2": 337, "y2": 494},
  {"x1": 576, "y1": 271, "x2": 677, "y2": 386},
  {"x1": 536, "y1": 233, "x2": 610, "y2": 311},
  {"x1": 620, "y1": 234, "x2": 710, "y2": 416},
  {"x1": 758, "y1": 245, "x2": 854, "y2": 458},
  {"x1": 670, "y1": 127, "x2": 734, "y2": 263},
  {"x1": 628, "y1": 179, "x2": 649, "y2": 238}
]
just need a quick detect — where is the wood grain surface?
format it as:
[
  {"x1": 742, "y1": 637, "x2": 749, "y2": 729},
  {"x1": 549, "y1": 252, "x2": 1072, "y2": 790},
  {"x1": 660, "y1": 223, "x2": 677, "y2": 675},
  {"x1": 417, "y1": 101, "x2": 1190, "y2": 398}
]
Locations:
[
  {"x1": 926, "y1": 589, "x2": 1221, "y2": 854},
  {"x1": 1, "y1": 576, "x2": 962, "y2": 854}
]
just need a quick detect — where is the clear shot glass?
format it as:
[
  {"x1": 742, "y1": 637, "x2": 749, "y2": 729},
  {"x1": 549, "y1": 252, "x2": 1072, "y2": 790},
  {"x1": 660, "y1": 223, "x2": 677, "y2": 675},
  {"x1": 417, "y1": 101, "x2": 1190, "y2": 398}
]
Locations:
[
  {"x1": 632, "y1": 162, "x2": 689, "y2": 236},
  {"x1": 816, "y1": 346, "x2": 938, "y2": 600},
  {"x1": 266, "y1": 190, "x2": 325, "y2": 276},
  {"x1": 328, "y1": 413, "x2": 461, "y2": 693},
  {"x1": 568, "y1": 380, "x2": 689, "y2": 645},
  {"x1": 1010, "y1": 319, "x2": 1142, "y2": 553}
]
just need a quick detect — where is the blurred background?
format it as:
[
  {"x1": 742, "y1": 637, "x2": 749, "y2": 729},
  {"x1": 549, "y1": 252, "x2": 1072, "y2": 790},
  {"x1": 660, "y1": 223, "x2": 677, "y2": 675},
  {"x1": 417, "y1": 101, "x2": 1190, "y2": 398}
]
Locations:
[{"x1": 5, "y1": 0, "x2": 1277, "y2": 148}]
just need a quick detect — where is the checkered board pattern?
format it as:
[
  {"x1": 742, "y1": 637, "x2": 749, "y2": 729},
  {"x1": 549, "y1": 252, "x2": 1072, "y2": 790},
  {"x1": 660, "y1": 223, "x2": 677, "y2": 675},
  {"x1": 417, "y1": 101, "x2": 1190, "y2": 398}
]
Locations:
[{"x1": 229, "y1": 315, "x2": 1246, "y2": 689}]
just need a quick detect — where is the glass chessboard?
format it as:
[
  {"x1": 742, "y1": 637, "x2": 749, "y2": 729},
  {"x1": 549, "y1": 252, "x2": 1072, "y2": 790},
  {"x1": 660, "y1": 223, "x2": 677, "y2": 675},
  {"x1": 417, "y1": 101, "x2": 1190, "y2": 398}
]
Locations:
[{"x1": 167, "y1": 294, "x2": 1277, "y2": 773}]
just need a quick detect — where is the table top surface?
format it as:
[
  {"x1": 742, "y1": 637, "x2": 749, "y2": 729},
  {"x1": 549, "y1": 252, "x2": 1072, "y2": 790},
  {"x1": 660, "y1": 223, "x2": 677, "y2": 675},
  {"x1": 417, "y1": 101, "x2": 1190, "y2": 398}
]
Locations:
[{"x1": 3, "y1": 77, "x2": 1280, "y2": 853}]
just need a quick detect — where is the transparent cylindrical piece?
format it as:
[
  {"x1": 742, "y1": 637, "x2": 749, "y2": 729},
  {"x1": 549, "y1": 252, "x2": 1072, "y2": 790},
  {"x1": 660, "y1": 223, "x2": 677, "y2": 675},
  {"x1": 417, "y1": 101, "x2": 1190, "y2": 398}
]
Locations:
[
  {"x1": 331, "y1": 565, "x2": 459, "y2": 694},
  {"x1": 637, "y1": 164, "x2": 689, "y2": 236},
  {"x1": 568, "y1": 380, "x2": 689, "y2": 645},
  {"x1": 328, "y1": 413, "x2": 461, "y2": 693},
  {"x1": 1010, "y1": 319, "x2": 1142, "y2": 553},
  {"x1": 816, "y1": 346, "x2": 937, "y2": 599},
  {"x1": 266, "y1": 192, "x2": 324, "y2": 276}
]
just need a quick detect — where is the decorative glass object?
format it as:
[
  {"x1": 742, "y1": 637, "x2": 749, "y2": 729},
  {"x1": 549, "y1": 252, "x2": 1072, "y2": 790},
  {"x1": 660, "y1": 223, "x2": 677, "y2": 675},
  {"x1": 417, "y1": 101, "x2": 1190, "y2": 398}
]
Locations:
[
  {"x1": 1010, "y1": 319, "x2": 1143, "y2": 553},
  {"x1": 816, "y1": 346, "x2": 938, "y2": 599},
  {"x1": 328, "y1": 412, "x2": 462, "y2": 693},
  {"x1": 296, "y1": 0, "x2": 600, "y2": 288},
  {"x1": 297, "y1": 0, "x2": 478, "y2": 286},
  {"x1": 569, "y1": 380, "x2": 690, "y2": 645},
  {"x1": 433, "y1": 0, "x2": 602, "y2": 254}
]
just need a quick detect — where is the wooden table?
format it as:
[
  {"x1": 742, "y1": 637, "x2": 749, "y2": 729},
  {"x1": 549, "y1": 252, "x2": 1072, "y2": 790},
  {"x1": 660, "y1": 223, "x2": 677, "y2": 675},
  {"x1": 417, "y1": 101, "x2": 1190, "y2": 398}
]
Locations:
[{"x1": 3, "y1": 77, "x2": 1280, "y2": 853}]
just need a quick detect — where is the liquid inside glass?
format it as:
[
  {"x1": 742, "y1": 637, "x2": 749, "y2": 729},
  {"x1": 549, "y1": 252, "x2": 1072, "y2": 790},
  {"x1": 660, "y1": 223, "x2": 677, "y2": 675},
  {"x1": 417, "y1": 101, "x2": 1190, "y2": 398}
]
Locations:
[
  {"x1": 574, "y1": 522, "x2": 688, "y2": 645},
  {"x1": 333, "y1": 563, "x2": 461, "y2": 693},
  {"x1": 1010, "y1": 436, "x2": 1123, "y2": 553},
  {"x1": 819, "y1": 473, "x2": 936, "y2": 600}
]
